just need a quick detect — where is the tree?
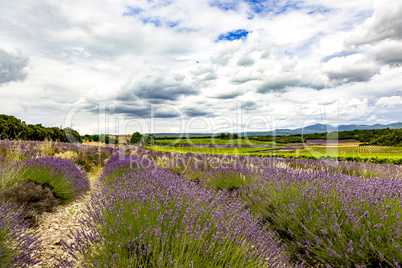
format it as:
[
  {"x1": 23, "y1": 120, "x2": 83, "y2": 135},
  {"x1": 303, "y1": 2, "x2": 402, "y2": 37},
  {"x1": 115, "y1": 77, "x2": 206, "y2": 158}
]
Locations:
[
  {"x1": 99, "y1": 134, "x2": 109, "y2": 144},
  {"x1": 130, "y1": 132, "x2": 142, "y2": 144},
  {"x1": 0, "y1": 114, "x2": 80, "y2": 143},
  {"x1": 92, "y1": 134, "x2": 99, "y2": 142}
]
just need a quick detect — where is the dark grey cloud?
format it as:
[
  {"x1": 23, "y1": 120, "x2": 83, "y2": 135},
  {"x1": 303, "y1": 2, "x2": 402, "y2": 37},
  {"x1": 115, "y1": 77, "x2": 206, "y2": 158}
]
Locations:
[
  {"x1": 322, "y1": 54, "x2": 381, "y2": 85},
  {"x1": 110, "y1": 104, "x2": 180, "y2": 118},
  {"x1": 191, "y1": 67, "x2": 218, "y2": 84},
  {"x1": 325, "y1": 68, "x2": 378, "y2": 84},
  {"x1": 327, "y1": 70, "x2": 375, "y2": 84},
  {"x1": 184, "y1": 108, "x2": 214, "y2": 117},
  {"x1": 200, "y1": 72, "x2": 218, "y2": 82},
  {"x1": 212, "y1": 91, "x2": 243, "y2": 99},
  {"x1": 230, "y1": 75, "x2": 261, "y2": 85},
  {"x1": 347, "y1": 0, "x2": 402, "y2": 46},
  {"x1": 121, "y1": 75, "x2": 198, "y2": 101},
  {"x1": 237, "y1": 56, "x2": 255, "y2": 67},
  {"x1": 136, "y1": 84, "x2": 196, "y2": 101},
  {"x1": 370, "y1": 41, "x2": 402, "y2": 66},
  {"x1": 211, "y1": 47, "x2": 239, "y2": 66},
  {"x1": 241, "y1": 101, "x2": 257, "y2": 111},
  {"x1": 0, "y1": 49, "x2": 29, "y2": 84},
  {"x1": 256, "y1": 77, "x2": 299, "y2": 93}
]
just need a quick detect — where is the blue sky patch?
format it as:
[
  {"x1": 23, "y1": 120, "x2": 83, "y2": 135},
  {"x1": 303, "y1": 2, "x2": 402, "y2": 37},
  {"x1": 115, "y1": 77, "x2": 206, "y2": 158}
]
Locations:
[
  {"x1": 274, "y1": 1, "x2": 302, "y2": 14},
  {"x1": 217, "y1": 29, "x2": 250, "y2": 41},
  {"x1": 307, "y1": 6, "x2": 331, "y2": 15},
  {"x1": 209, "y1": 0, "x2": 310, "y2": 15},
  {"x1": 167, "y1": 21, "x2": 179, "y2": 28},
  {"x1": 322, "y1": 51, "x2": 359, "y2": 62},
  {"x1": 210, "y1": 0, "x2": 239, "y2": 11},
  {"x1": 244, "y1": 0, "x2": 305, "y2": 15},
  {"x1": 142, "y1": 17, "x2": 162, "y2": 27},
  {"x1": 123, "y1": 6, "x2": 144, "y2": 16},
  {"x1": 244, "y1": 0, "x2": 268, "y2": 14}
]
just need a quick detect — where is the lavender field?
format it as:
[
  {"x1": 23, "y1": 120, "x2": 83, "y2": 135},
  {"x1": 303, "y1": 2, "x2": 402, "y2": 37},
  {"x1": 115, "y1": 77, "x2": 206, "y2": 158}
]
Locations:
[{"x1": 1, "y1": 141, "x2": 402, "y2": 267}]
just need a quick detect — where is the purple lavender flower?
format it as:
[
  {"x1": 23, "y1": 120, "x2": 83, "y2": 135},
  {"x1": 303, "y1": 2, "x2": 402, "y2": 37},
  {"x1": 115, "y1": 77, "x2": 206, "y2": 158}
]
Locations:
[
  {"x1": 19, "y1": 157, "x2": 90, "y2": 203},
  {"x1": 58, "y1": 154, "x2": 291, "y2": 267},
  {"x1": 0, "y1": 201, "x2": 42, "y2": 267}
]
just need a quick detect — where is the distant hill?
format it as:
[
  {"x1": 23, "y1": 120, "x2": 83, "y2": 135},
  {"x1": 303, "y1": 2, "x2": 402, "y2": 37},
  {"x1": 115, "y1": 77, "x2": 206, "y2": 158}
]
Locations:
[
  {"x1": 152, "y1": 122, "x2": 402, "y2": 138},
  {"x1": 249, "y1": 122, "x2": 402, "y2": 136}
]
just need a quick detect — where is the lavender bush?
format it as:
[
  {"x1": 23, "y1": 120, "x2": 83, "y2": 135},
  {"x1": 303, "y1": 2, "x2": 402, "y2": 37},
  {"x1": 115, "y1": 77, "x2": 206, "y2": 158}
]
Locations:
[
  {"x1": 18, "y1": 157, "x2": 90, "y2": 203},
  {"x1": 245, "y1": 167, "x2": 402, "y2": 267},
  {"x1": 0, "y1": 140, "x2": 113, "y2": 163},
  {"x1": 177, "y1": 162, "x2": 257, "y2": 192},
  {"x1": 138, "y1": 149, "x2": 402, "y2": 266},
  {"x1": 58, "y1": 154, "x2": 291, "y2": 267},
  {"x1": 281, "y1": 158, "x2": 402, "y2": 179},
  {"x1": 0, "y1": 200, "x2": 42, "y2": 267}
]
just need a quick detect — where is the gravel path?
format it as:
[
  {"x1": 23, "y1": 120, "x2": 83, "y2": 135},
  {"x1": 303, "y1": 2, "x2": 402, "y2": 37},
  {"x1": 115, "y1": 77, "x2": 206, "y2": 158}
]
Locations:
[{"x1": 30, "y1": 171, "x2": 100, "y2": 268}]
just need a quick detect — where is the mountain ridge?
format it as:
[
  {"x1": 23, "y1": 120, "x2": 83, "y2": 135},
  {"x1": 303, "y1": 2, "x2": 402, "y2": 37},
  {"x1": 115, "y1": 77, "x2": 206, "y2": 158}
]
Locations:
[{"x1": 152, "y1": 122, "x2": 402, "y2": 137}]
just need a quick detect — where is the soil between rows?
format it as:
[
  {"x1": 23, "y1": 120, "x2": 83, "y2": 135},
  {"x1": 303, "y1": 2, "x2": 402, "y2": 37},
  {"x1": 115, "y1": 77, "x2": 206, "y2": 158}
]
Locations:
[{"x1": 28, "y1": 170, "x2": 101, "y2": 268}]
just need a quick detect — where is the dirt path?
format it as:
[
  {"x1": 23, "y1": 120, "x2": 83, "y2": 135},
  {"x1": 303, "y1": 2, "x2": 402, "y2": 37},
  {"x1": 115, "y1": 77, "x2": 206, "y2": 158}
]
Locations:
[{"x1": 30, "y1": 169, "x2": 101, "y2": 268}]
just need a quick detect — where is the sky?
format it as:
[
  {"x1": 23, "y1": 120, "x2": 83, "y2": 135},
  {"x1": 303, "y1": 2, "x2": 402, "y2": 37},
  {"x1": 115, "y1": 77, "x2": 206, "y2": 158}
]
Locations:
[{"x1": 0, "y1": 0, "x2": 401, "y2": 135}]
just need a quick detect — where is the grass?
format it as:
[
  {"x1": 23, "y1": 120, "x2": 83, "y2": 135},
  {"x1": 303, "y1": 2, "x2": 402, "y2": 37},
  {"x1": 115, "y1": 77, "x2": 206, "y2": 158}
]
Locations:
[
  {"x1": 63, "y1": 160, "x2": 288, "y2": 267},
  {"x1": 0, "y1": 201, "x2": 41, "y2": 267},
  {"x1": 20, "y1": 167, "x2": 76, "y2": 203},
  {"x1": 154, "y1": 138, "x2": 278, "y2": 146},
  {"x1": 149, "y1": 139, "x2": 402, "y2": 164},
  {"x1": 0, "y1": 163, "x2": 23, "y2": 192},
  {"x1": 244, "y1": 171, "x2": 402, "y2": 267},
  {"x1": 146, "y1": 145, "x2": 278, "y2": 155},
  {"x1": 2, "y1": 140, "x2": 402, "y2": 267},
  {"x1": 263, "y1": 145, "x2": 402, "y2": 164},
  {"x1": 88, "y1": 190, "x2": 268, "y2": 267}
]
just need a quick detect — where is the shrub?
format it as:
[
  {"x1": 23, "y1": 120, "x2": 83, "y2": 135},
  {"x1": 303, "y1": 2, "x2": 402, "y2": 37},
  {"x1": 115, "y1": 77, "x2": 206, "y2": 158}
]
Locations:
[
  {"x1": 0, "y1": 200, "x2": 42, "y2": 267},
  {"x1": 245, "y1": 167, "x2": 402, "y2": 267},
  {"x1": 73, "y1": 147, "x2": 114, "y2": 172},
  {"x1": 100, "y1": 153, "x2": 156, "y2": 185},
  {"x1": 18, "y1": 157, "x2": 90, "y2": 204},
  {"x1": 202, "y1": 165, "x2": 256, "y2": 192},
  {"x1": 58, "y1": 157, "x2": 290, "y2": 267},
  {"x1": 2, "y1": 180, "x2": 59, "y2": 225},
  {"x1": 74, "y1": 151, "x2": 101, "y2": 172}
]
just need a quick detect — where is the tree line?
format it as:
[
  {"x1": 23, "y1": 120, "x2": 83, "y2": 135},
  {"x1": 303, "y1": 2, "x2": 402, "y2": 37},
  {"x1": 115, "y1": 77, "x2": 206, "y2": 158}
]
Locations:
[
  {"x1": 154, "y1": 129, "x2": 402, "y2": 147},
  {"x1": 2, "y1": 114, "x2": 400, "y2": 146},
  {"x1": 252, "y1": 128, "x2": 402, "y2": 146},
  {"x1": 0, "y1": 114, "x2": 82, "y2": 143}
]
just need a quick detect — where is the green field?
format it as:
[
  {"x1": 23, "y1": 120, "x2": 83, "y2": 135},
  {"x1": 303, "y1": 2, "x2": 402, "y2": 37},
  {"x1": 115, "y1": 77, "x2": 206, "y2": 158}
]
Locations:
[
  {"x1": 148, "y1": 142, "x2": 402, "y2": 164},
  {"x1": 251, "y1": 145, "x2": 402, "y2": 164},
  {"x1": 147, "y1": 145, "x2": 278, "y2": 155},
  {"x1": 154, "y1": 138, "x2": 278, "y2": 146}
]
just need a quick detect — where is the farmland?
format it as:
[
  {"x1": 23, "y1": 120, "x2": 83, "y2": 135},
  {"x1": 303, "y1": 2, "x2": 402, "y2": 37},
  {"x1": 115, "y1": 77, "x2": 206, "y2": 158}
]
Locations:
[
  {"x1": 154, "y1": 137, "x2": 277, "y2": 146},
  {"x1": 148, "y1": 144, "x2": 279, "y2": 155},
  {"x1": 1, "y1": 140, "x2": 402, "y2": 267},
  {"x1": 260, "y1": 144, "x2": 402, "y2": 165},
  {"x1": 149, "y1": 139, "x2": 402, "y2": 165}
]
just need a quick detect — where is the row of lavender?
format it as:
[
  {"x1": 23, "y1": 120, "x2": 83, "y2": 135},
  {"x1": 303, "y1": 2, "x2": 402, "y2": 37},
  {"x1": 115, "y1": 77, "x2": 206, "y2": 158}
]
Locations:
[
  {"x1": 58, "y1": 152, "x2": 292, "y2": 267},
  {"x1": 162, "y1": 150, "x2": 402, "y2": 266},
  {"x1": 2, "y1": 141, "x2": 401, "y2": 267},
  {"x1": 0, "y1": 140, "x2": 112, "y2": 172},
  {"x1": 59, "y1": 147, "x2": 402, "y2": 267},
  {"x1": 132, "y1": 146, "x2": 402, "y2": 179},
  {"x1": 178, "y1": 144, "x2": 280, "y2": 148},
  {"x1": 0, "y1": 141, "x2": 112, "y2": 267}
]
